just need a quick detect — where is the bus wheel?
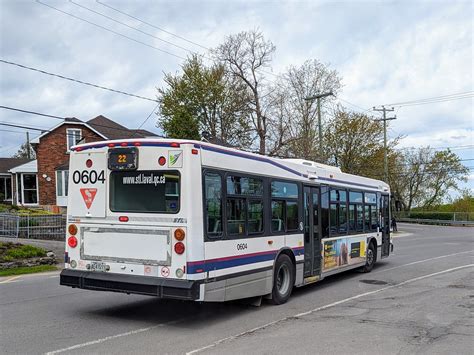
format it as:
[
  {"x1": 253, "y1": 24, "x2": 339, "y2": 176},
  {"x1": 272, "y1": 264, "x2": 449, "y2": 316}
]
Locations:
[
  {"x1": 362, "y1": 242, "x2": 376, "y2": 273},
  {"x1": 270, "y1": 254, "x2": 295, "y2": 305}
]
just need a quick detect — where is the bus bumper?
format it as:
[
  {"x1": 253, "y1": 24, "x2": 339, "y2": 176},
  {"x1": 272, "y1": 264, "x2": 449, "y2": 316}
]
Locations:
[{"x1": 60, "y1": 269, "x2": 200, "y2": 300}]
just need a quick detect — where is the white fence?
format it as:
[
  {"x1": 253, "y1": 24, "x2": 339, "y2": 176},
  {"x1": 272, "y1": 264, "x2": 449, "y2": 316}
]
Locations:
[{"x1": 0, "y1": 213, "x2": 66, "y2": 240}]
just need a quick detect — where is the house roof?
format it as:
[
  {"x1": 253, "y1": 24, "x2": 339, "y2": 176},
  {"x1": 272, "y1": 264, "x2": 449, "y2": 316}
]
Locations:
[
  {"x1": 9, "y1": 159, "x2": 37, "y2": 174},
  {"x1": 0, "y1": 158, "x2": 32, "y2": 174},
  {"x1": 87, "y1": 115, "x2": 146, "y2": 140},
  {"x1": 30, "y1": 115, "x2": 158, "y2": 143},
  {"x1": 130, "y1": 129, "x2": 158, "y2": 137}
]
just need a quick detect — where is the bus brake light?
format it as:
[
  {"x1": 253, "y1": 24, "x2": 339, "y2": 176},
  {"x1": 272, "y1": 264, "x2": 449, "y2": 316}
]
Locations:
[
  {"x1": 68, "y1": 236, "x2": 78, "y2": 248},
  {"x1": 174, "y1": 242, "x2": 185, "y2": 254},
  {"x1": 158, "y1": 156, "x2": 166, "y2": 166},
  {"x1": 192, "y1": 149, "x2": 199, "y2": 155},
  {"x1": 170, "y1": 142, "x2": 180, "y2": 148}
]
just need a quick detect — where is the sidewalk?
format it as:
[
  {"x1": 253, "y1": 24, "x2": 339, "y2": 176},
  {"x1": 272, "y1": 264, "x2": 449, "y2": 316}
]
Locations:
[{"x1": 0, "y1": 237, "x2": 65, "y2": 267}]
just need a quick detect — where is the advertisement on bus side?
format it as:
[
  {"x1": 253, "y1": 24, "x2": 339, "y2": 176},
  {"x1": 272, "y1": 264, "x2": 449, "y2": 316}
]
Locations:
[{"x1": 323, "y1": 237, "x2": 366, "y2": 271}]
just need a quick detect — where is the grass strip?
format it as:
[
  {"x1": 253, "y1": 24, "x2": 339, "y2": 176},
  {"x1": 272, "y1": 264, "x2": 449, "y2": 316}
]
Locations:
[{"x1": 0, "y1": 265, "x2": 58, "y2": 277}]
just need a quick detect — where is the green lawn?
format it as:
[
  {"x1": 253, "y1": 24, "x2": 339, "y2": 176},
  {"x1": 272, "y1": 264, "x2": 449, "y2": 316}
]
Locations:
[
  {"x1": 0, "y1": 265, "x2": 58, "y2": 277},
  {"x1": 0, "y1": 242, "x2": 47, "y2": 262}
]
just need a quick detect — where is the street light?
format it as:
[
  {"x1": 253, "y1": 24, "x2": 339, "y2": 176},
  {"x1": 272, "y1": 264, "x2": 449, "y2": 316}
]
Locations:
[{"x1": 304, "y1": 91, "x2": 334, "y2": 157}]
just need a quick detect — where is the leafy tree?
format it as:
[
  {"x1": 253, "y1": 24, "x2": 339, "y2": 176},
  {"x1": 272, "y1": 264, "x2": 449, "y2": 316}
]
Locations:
[
  {"x1": 322, "y1": 109, "x2": 398, "y2": 177},
  {"x1": 12, "y1": 142, "x2": 35, "y2": 159},
  {"x1": 214, "y1": 30, "x2": 275, "y2": 154},
  {"x1": 158, "y1": 55, "x2": 252, "y2": 147},
  {"x1": 451, "y1": 190, "x2": 474, "y2": 212},
  {"x1": 391, "y1": 148, "x2": 468, "y2": 210}
]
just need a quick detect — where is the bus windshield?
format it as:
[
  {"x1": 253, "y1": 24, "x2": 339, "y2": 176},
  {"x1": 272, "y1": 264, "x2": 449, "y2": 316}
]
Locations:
[{"x1": 110, "y1": 170, "x2": 180, "y2": 213}]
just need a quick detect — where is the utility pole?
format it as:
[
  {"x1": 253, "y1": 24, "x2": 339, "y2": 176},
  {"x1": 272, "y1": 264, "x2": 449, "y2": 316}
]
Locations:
[
  {"x1": 26, "y1": 131, "x2": 31, "y2": 159},
  {"x1": 304, "y1": 91, "x2": 333, "y2": 157},
  {"x1": 373, "y1": 106, "x2": 396, "y2": 182}
]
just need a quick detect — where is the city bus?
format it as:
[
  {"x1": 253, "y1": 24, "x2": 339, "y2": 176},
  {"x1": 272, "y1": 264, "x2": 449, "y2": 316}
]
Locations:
[{"x1": 60, "y1": 138, "x2": 392, "y2": 304}]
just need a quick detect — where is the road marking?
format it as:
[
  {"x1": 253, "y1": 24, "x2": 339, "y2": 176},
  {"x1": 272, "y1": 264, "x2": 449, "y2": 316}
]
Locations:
[
  {"x1": 186, "y1": 264, "x2": 474, "y2": 355},
  {"x1": 372, "y1": 250, "x2": 474, "y2": 274},
  {"x1": 392, "y1": 232, "x2": 413, "y2": 238},
  {"x1": 0, "y1": 275, "x2": 23, "y2": 284},
  {"x1": 44, "y1": 319, "x2": 183, "y2": 355}
]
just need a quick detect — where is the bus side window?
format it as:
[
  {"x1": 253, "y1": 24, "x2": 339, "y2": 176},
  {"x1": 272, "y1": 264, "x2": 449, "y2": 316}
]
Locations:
[
  {"x1": 320, "y1": 186, "x2": 329, "y2": 238},
  {"x1": 204, "y1": 172, "x2": 223, "y2": 237},
  {"x1": 271, "y1": 200, "x2": 285, "y2": 232}
]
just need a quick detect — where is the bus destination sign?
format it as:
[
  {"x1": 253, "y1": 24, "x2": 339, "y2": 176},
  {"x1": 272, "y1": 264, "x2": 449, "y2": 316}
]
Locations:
[{"x1": 108, "y1": 147, "x2": 138, "y2": 171}]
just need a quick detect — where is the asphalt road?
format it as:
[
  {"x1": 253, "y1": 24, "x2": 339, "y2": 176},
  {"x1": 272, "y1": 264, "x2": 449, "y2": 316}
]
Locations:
[{"x1": 1, "y1": 223, "x2": 473, "y2": 355}]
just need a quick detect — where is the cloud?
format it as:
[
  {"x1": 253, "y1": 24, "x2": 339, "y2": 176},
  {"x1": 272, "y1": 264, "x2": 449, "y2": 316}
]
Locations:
[{"x1": 0, "y1": 0, "x2": 472, "y2": 160}]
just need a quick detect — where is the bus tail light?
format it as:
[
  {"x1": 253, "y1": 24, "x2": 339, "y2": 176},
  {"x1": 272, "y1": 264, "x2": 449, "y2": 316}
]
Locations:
[
  {"x1": 86, "y1": 159, "x2": 93, "y2": 168},
  {"x1": 119, "y1": 216, "x2": 129, "y2": 222},
  {"x1": 68, "y1": 224, "x2": 78, "y2": 235},
  {"x1": 68, "y1": 236, "x2": 78, "y2": 248},
  {"x1": 170, "y1": 142, "x2": 180, "y2": 148},
  {"x1": 158, "y1": 156, "x2": 166, "y2": 166},
  {"x1": 174, "y1": 242, "x2": 185, "y2": 255},
  {"x1": 174, "y1": 228, "x2": 185, "y2": 241},
  {"x1": 192, "y1": 149, "x2": 199, "y2": 155}
]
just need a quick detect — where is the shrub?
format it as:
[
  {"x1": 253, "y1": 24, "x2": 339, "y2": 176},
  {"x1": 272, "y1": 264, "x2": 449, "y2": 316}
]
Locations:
[{"x1": 408, "y1": 212, "x2": 454, "y2": 220}]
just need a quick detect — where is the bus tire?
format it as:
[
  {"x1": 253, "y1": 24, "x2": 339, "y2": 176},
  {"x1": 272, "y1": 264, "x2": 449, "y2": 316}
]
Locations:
[
  {"x1": 362, "y1": 241, "x2": 376, "y2": 273},
  {"x1": 270, "y1": 254, "x2": 295, "y2": 305}
]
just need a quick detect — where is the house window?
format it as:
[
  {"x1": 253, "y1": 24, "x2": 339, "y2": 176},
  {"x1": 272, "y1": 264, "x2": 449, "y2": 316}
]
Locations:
[
  {"x1": 0, "y1": 176, "x2": 12, "y2": 201},
  {"x1": 66, "y1": 129, "x2": 82, "y2": 151},
  {"x1": 56, "y1": 170, "x2": 69, "y2": 197},
  {"x1": 20, "y1": 174, "x2": 38, "y2": 204}
]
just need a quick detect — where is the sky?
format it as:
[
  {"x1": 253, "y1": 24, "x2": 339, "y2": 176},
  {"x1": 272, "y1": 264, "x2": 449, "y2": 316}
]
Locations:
[{"x1": 0, "y1": 0, "x2": 472, "y2": 191}]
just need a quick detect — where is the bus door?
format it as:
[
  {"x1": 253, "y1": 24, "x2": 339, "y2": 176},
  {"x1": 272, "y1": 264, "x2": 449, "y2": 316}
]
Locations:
[
  {"x1": 303, "y1": 186, "x2": 322, "y2": 277},
  {"x1": 381, "y1": 194, "x2": 390, "y2": 257}
]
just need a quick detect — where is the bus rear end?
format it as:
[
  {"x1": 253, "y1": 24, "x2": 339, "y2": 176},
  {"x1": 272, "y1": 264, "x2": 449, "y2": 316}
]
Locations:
[{"x1": 60, "y1": 140, "x2": 202, "y2": 300}]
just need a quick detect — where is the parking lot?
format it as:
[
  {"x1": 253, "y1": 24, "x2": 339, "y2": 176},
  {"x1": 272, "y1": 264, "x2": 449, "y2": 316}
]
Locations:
[{"x1": 1, "y1": 223, "x2": 472, "y2": 354}]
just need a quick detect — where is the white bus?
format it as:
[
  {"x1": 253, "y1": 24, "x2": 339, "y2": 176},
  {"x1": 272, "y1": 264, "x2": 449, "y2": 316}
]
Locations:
[{"x1": 60, "y1": 138, "x2": 392, "y2": 304}]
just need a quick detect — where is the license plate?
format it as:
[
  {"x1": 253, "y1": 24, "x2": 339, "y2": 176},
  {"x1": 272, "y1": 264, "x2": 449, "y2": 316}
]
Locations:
[{"x1": 90, "y1": 261, "x2": 106, "y2": 272}]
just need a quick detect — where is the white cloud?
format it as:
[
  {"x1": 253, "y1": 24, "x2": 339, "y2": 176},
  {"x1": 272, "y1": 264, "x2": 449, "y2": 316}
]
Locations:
[{"x1": 0, "y1": 0, "x2": 472, "y2": 160}]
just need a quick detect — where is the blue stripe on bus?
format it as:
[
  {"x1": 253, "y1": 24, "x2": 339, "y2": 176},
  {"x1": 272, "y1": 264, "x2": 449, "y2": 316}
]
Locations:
[{"x1": 186, "y1": 247, "x2": 304, "y2": 274}]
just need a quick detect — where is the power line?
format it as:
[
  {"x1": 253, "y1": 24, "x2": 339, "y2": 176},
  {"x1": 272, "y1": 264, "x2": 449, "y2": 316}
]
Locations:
[
  {"x1": 0, "y1": 122, "x2": 48, "y2": 132},
  {"x1": 0, "y1": 129, "x2": 32, "y2": 134},
  {"x1": 96, "y1": 0, "x2": 209, "y2": 51},
  {"x1": 397, "y1": 144, "x2": 474, "y2": 151},
  {"x1": 36, "y1": 0, "x2": 186, "y2": 61},
  {"x1": 70, "y1": 1, "x2": 196, "y2": 55},
  {"x1": 382, "y1": 91, "x2": 474, "y2": 107},
  {"x1": 137, "y1": 103, "x2": 160, "y2": 129},
  {"x1": 0, "y1": 105, "x2": 64, "y2": 120},
  {"x1": 337, "y1": 97, "x2": 371, "y2": 113},
  {"x1": 92, "y1": 1, "x2": 281, "y2": 80},
  {"x1": 0, "y1": 105, "x2": 160, "y2": 137},
  {"x1": 1, "y1": 59, "x2": 159, "y2": 103}
]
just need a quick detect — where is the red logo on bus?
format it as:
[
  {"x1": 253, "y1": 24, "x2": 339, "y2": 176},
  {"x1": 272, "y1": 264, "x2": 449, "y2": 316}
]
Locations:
[{"x1": 80, "y1": 188, "x2": 97, "y2": 209}]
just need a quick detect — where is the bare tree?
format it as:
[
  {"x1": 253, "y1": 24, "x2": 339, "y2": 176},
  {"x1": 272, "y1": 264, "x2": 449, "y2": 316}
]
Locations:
[
  {"x1": 214, "y1": 30, "x2": 275, "y2": 154},
  {"x1": 268, "y1": 59, "x2": 342, "y2": 160}
]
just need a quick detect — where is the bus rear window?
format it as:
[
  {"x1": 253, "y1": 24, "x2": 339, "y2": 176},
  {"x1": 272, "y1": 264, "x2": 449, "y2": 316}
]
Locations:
[{"x1": 110, "y1": 171, "x2": 180, "y2": 213}]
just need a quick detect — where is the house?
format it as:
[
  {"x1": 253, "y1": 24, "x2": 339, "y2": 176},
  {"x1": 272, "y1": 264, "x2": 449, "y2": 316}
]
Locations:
[
  {"x1": 0, "y1": 158, "x2": 32, "y2": 204},
  {"x1": 27, "y1": 115, "x2": 157, "y2": 210}
]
